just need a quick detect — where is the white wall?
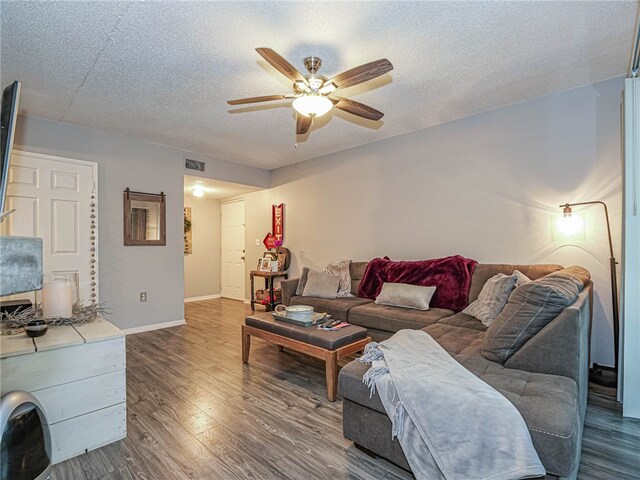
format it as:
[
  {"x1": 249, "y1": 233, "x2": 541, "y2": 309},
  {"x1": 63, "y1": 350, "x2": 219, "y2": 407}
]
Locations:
[
  {"x1": 183, "y1": 192, "x2": 221, "y2": 300},
  {"x1": 13, "y1": 115, "x2": 269, "y2": 330},
  {"x1": 266, "y1": 77, "x2": 624, "y2": 367},
  {"x1": 622, "y1": 77, "x2": 640, "y2": 418}
]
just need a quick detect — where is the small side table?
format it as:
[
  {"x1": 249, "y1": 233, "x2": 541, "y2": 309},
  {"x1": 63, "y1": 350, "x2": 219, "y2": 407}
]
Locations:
[{"x1": 250, "y1": 270, "x2": 288, "y2": 311}]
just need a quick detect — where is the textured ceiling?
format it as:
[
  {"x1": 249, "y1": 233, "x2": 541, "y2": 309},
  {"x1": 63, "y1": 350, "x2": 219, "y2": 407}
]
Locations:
[
  {"x1": 184, "y1": 175, "x2": 261, "y2": 200},
  {"x1": 1, "y1": 1, "x2": 638, "y2": 169}
]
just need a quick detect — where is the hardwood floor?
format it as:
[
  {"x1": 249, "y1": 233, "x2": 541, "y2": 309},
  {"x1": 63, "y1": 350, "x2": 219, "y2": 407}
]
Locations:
[{"x1": 53, "y1": 298, "x2": 640, "y2": 480}]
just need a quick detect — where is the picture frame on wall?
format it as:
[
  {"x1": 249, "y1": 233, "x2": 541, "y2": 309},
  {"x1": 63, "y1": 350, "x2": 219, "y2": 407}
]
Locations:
[{"x1": 184, "y1": 207, "x2": 192, "y2": 255}]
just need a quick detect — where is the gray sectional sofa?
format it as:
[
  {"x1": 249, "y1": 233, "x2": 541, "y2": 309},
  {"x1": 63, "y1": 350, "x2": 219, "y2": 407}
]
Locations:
[{"x1": 281, "y1": 262, "x2": 592, "y2": 479}]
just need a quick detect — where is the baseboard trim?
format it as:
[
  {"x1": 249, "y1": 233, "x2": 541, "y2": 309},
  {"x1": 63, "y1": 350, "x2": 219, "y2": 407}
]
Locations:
[
  {"x1": 184, "y1": 294, "x2": 221, "y2": 303},
  {"x1": 123, "y1": 319, "x2": 186, "y2": 335}
]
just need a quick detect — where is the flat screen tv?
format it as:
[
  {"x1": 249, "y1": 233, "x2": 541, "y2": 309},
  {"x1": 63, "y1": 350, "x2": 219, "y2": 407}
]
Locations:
[{"x1": 1, "y1": 81, "x2": 21, "y2": 221}]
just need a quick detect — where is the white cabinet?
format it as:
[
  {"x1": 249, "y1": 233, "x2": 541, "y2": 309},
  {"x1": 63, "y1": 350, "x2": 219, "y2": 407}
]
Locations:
[{"x1": 0, "y1": 318, "x2": 126, "y2": 463}]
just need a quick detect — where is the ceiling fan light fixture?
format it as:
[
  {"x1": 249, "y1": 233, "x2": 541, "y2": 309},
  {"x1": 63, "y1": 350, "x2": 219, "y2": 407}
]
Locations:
[{"x1": 292, "y1": 94, "x2": 333, "y2": 118}]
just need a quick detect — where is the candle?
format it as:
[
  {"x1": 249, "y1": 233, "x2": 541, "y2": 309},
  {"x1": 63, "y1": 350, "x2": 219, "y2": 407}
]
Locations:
[{"x1": 42, "y1": 280, "x2": 73, "y2": 318}]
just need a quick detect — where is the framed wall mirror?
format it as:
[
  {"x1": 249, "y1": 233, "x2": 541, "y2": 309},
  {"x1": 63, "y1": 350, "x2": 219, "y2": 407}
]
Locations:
[{"x1": 123, "y1": 188, "x2": 166, "y2": 246}]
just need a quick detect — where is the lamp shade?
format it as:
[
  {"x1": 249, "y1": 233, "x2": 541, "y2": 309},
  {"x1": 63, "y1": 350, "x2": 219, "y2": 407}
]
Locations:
[
  {"x1": 292, "y1": 94, "x2": 333, "y2": 117},
  {"x1": 556, "y1": 213, "x2": 584, "y2": 236}
]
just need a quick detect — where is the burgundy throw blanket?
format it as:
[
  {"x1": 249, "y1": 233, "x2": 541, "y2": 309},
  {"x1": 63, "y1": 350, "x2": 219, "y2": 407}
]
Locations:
[{"x1": 358, "y1": 255, "x2": 477, "y2": 312}]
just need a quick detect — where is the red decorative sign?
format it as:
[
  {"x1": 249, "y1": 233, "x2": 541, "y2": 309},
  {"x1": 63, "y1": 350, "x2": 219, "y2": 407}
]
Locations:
[
  {"x1": 263, "y1": 233, "x2": 276, "y2": 250},
  {"x1": 263, "y1": 204, "x2": 285, "y2": 250},
  {"x1": 272, "y1": 203, "x2": 284, "y2": 243}
]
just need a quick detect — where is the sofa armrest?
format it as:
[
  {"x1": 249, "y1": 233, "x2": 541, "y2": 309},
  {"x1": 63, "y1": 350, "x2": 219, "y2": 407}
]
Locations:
[
  {"x1": 281, "y1": 278, "x2": 300, "y2": 306},
  {"x1": 505, "y1": 283, "x2": 592, "y2": 411}
]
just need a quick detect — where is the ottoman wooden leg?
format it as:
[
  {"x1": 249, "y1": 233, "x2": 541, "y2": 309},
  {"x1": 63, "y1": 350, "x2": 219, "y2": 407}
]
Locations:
[
  {"x1": 242, "y1": 325, "x2": 251, "y2": 363},
  {"x1": 325, "y1": 350, "x2": 338, "y2": 401}
]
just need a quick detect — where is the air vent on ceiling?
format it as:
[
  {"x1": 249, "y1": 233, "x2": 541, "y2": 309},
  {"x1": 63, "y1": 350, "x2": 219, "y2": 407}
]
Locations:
[{"x1": 185, "y1": 159, "x2": 205, "y2": 172}]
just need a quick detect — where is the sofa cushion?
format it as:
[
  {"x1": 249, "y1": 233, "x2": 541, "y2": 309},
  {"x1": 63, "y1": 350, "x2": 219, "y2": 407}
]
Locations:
[
  {"x1": 482, "y1": 266, "x2": 588, "y2": 364},
  {"x1": 295, "y1": 267, "x2": 310, "y2": 296},
  {"x1": 459, "y1": 350, "x2": 579, "y2": 478},
  {"x1": 339, "y1": 348, "x2": 580, "y2": 477},
  {"x1": 422, "y1": 322, "x2": 486, "y2": 356},
  {"x1": 468, "y1": 264, "x2": 563, "y2": 303},
  {"x1": 436, "y1": 312, "x2": 487, "y2": 332},
  {"x1": 339, "y1": 360, "x2": 386, "y2": 412},
  {"x1": 289, "y1": 295, "x2": 372, "y2": 321},
  {"x1": 349, "y1": 261, "x2": 368, "y2": 296},
  {"x1": 348, "y1": 302, "x2": 453, "y2": 332}
]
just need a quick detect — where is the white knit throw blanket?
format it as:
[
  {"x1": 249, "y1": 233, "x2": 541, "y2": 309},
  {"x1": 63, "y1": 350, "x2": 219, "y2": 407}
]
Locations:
[{"x1": 360, "y1": 329, "x2": 545, "y2": 480}]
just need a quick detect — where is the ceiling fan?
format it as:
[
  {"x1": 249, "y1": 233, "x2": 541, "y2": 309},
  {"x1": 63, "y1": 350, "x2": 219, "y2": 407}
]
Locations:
[{"x1": 227, "y1": 48, "x2": 393, "y2": 135}]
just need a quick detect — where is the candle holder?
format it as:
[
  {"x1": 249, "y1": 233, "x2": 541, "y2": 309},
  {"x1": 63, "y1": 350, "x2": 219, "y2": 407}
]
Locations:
[{"x1": 39, "y1": 273, "x2": 79, "y2": 319}]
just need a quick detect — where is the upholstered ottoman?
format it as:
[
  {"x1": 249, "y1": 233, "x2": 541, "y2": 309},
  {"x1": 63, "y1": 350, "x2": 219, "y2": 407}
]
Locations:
[{"x1": 243, "y1": 312, "x2": 370, "y2": 401}]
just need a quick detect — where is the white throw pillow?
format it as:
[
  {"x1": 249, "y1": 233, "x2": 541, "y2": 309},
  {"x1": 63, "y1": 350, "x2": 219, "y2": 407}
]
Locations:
[
  {"x1": 463, "y1": 273, "x2": 518, "y2": 326},
  {"x1": 375, "y1": 283, "x2": 436, "y2": 311},
  {"x1": 302, "y1": 270, "x2": 341, "y2": 299},
  {"x1": 324, "y1": 259, "x2": 353, "y2": 298}
]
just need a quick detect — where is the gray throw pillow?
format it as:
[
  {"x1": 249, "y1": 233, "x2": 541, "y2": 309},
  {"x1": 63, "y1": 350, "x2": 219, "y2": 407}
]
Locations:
[
  {"x1": 295, "y1": 267, "x2": 310, "y2": 296},
  {"x1": 513, "y1": 269, "x2": 531, "y2": 288},
  {"x1": 463, "y1": 273, "x2": 518, "y2": 327},
  {"x1": 302, "y1": 270, "x2": 341, "y2": 299},
  {"x1": 482, "y1": 266, "x2": 590, "y2": 363},
  {"x1": 324, "y1": 259, "x2": 353, "y2": 298},
  {"x1": 375, "y1": 283, "x2": 436, "y2": 311}
]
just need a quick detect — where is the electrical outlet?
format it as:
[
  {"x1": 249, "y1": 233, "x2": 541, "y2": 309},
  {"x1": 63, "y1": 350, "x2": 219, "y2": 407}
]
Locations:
[
  {"x1": 140, "y1": 292, "x2": 147, "y2": 302},
  {"x1": 255, "y1": 239, "x2": 260, "y2": 246}
]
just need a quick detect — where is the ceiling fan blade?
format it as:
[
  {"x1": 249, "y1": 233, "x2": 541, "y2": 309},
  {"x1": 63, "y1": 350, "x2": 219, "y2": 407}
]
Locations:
[
  {"x1": 326, "y1": 59, "x2": 393, "y2": 90},
  {"x1": 256, "y1": 48, "x2": 308, "y2": 84},
  {"x1": 227, "y1": 95, "x2": 288, "y2": 105},
  {"x1": 296, "y1": 114, "x2": 312, "y2": 135},
  {"x1": 333, "y1": 97, "x2": 384, "y2": 121}
]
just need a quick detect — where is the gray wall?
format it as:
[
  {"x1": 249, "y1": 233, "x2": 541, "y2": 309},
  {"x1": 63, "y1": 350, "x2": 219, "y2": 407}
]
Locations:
[
  {"x1": 12, "y1": 76, "x2": 624, "y2": 366},
  {"x1": 267, "y1": 77, "x2": 624, "y2": 366},
  {"x1": 13, "y1": 115, "x2": 268, "y2": 330},
  {"x1": 183, "y1": 193, "x2": 221, "y2": 299}
]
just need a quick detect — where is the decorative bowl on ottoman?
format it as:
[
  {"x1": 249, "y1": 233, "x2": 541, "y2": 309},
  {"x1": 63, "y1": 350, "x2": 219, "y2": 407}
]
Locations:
[{"x1": 274, "y1": 304, "x2": 314, "y2": 323}]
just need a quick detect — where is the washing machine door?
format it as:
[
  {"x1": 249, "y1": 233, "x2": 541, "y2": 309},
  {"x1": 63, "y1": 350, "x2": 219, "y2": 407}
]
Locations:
[{"x1": 1, "y1": 391, "x2": 52, "y2": 480}]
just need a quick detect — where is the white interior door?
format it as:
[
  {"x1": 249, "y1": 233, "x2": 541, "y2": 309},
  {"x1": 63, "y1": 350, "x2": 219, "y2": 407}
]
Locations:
[
  {"x1": 0, "y1": 150, "x2": 98, "y2": 303},
  {"x1": 221, "y1": 200, "x2": 245, "y2": 301}
]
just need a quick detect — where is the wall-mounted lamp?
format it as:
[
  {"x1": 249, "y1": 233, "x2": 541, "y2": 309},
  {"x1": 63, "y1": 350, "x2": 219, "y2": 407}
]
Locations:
[
  {"x1": 559, "y1": 201, "x2": 618, "y2": 387},
  {"x1": 192, "y1": 185, "x2": 204, "y2": 197}
]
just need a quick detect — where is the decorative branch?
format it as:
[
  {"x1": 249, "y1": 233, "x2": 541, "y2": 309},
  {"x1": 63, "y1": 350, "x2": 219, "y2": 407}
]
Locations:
[{"x1": 1, "y1": 301, "x2": 111, "y2": 334}]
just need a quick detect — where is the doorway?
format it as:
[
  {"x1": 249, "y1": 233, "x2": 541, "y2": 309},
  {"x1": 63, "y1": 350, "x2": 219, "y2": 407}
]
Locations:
[
  {"x1": 220, "y1": 200, "x2": 245, "y2": 301},
  {"x1": 183, "y1": 175, "x2": 260, "y2": 303}
]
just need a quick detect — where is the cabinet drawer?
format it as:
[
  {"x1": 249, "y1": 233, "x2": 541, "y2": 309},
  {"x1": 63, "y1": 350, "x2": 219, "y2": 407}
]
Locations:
[
  {"x1": 0, "y1": 337, "x2": 125, "y2": 393},
  {"x1": 32, "y1": 369, "x2": 126, "y2": 424},
  {"x1": 50, "y1": 402, "x2": 126, "y2": 464}
]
